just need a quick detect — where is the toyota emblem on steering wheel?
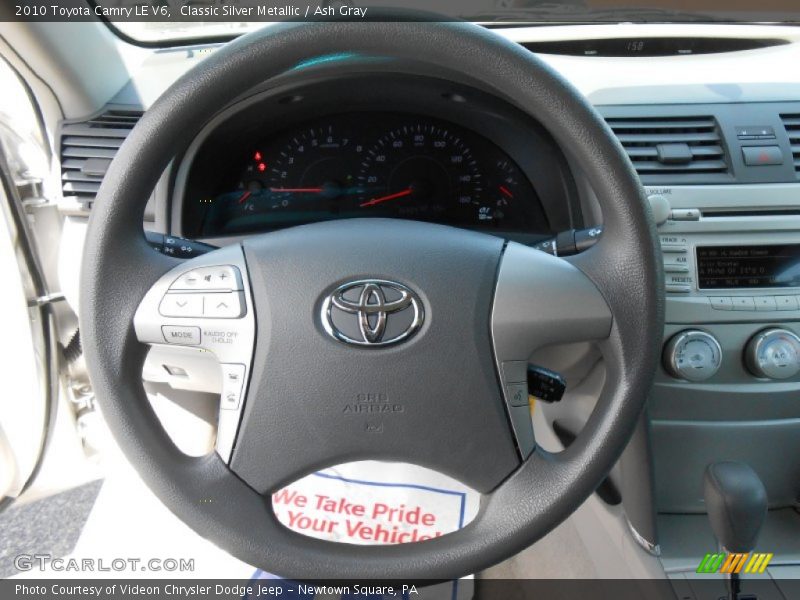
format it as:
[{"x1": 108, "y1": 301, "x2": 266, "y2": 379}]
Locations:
[{"x1": 322, "y1": 280, "x2": 424, "y2": 346}]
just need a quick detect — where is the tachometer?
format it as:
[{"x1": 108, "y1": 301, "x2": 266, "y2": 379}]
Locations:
[
  {"x1": 202, "y1": 124, "x2": 363, "y2": 234},
  {"x1": 355, "y1": 123, "x2": 483, "y2": 222},
  {"x1": 266, "y1": 124, "x2": 362, "y2": 212}
]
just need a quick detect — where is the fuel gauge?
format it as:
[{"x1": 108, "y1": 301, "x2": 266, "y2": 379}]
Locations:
[{"x1": 471, "y1": 159, "x2": 521, "y2": 226}]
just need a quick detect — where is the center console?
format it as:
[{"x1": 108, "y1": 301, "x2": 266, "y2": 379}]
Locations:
[
  {"x1": 578, "y1": 98, "x2": 800, "y2": 591},
  {"x1": 648, "y1": 183, "x2": 800, "y2": 517}
]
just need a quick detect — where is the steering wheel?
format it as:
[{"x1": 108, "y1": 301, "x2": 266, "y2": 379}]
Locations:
[{"x1": 80, "y1": 20, "x2": 663, "y2": 579}]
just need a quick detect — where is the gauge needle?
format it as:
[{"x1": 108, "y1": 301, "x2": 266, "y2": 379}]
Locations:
[
  {"x1": 359, "y1": 188, "x2": 413, "y2": 208},
  {"x1": 499, "y1": 185, "x2": 514, "y2": 199},
  {"x1": 237, "y1": 190, "x2": 251, "y2": 204},
  {"x1": 269, "y1": 187, "x2": 324, "y2": 193}
]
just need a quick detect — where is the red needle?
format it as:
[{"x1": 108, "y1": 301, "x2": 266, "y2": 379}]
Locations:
[
  {"x1": 359, "y1": 188, "x2": 413, "y2": 208},
  {"x1": 499, "y1": 185, "x2": 514, "y2": 199},
  {"x1": 237, "y1": 190, "x2": 251, "y2": 204},
  {"x1": 269, "y1": 187, "x2": 324, "y2": 193}
]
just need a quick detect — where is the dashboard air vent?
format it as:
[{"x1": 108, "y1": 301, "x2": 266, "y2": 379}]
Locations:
[
  {"x1": 605, "y1": 115, "x2": 730, "y2": 183},
  {"x1": 60, "y1": 109, "x2": 142, "y2": 207},
  {"x1": 781, "y1": 114, "x2": 800, "y2": 177}
]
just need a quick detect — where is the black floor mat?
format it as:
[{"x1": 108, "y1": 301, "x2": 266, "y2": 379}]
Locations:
[{"x1": 0, "y1": 479, "x2": 103, "y2": 578}]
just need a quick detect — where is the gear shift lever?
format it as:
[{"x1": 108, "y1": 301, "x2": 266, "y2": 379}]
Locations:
[{"x1": 703, "y1": 462, "x2": 768, "y2": 600}]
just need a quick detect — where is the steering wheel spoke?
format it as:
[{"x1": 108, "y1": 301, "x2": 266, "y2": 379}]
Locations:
[
  {"x1": 133, "y1": 243, "x2": 256, "y2": 461},
  {"x1": 490, "y1": 242, "x2": 612, "y2": 456}
]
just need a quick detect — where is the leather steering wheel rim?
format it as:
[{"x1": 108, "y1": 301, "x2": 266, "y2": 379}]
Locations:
[{"x1": 80, "y1": 20, "x2": 663, "y2": 579}]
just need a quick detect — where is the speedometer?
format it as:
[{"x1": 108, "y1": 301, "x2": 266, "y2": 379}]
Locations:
[{"x1": 356, "y1": 123, "x2": 483, "y2": 222}]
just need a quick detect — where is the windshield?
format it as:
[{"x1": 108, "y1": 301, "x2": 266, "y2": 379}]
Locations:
[{"x1": 74, "y1": 1, "x2": 800, "y2": 43}]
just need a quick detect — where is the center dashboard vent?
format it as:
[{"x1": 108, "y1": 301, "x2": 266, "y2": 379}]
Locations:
[
  {"x1": 59, "y1": 109, "x2": 142, "y2": 208},
  {"x1": 604, "y1": 115, "x2": 731, "y2": 184},
  {"x1": 780, "y1": 114, "x2": 800, "y2": 178}
]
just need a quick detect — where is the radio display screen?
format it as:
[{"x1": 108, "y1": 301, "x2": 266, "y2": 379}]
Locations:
[{"x1": 697, "y1": 245, "x2": 800, "y2": 289}]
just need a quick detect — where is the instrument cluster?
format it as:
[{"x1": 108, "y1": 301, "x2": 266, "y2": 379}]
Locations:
[{"x1": 181, "y1": 113, "x2": 550, "y2": 237}]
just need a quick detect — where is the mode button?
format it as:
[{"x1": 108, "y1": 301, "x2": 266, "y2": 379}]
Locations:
[{"x1": 162, "y1": 325, "x2": 201, "y2": 346}]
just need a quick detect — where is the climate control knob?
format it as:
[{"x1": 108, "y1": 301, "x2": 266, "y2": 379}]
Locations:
[
  {"x1": 745, "y1": 328, "x2": 800, "y2": 380},
  {"x1": 663, "y1": 330, "x2": 722, "y2": 382}
]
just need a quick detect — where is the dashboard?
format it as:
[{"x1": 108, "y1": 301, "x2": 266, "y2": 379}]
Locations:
[{"x1": 177, "y1": 74, "x2": 578, "y2": 241}]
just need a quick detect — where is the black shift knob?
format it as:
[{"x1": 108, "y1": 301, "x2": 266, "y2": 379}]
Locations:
[{"x1": 703, "y1": 462, "x2": 768, "y2": 553}]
